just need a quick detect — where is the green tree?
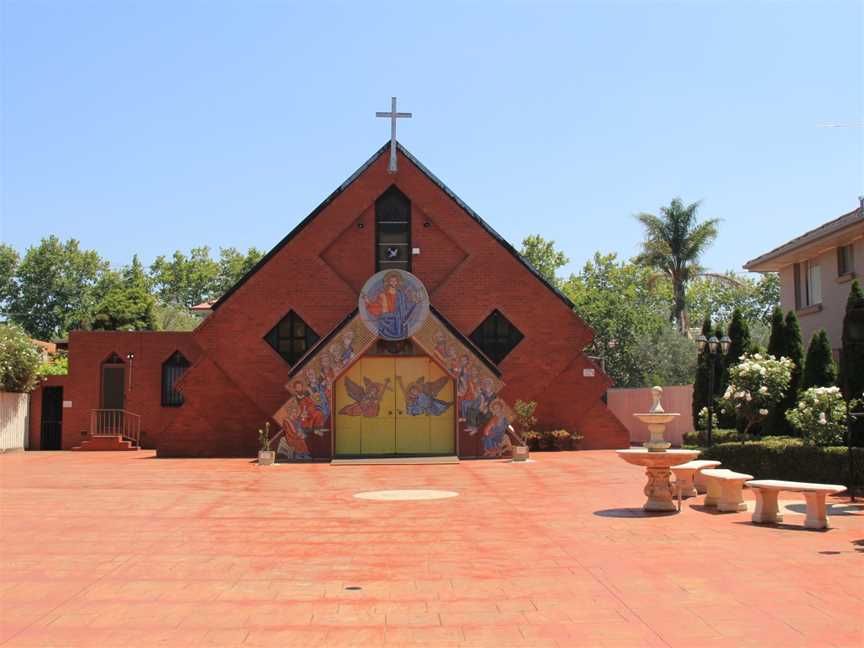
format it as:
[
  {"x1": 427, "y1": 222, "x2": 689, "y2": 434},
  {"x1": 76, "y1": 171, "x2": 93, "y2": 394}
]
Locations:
[
  {"x1": 634, "y1": 198, "x2": 723, "y2": 333},
  {"x1": 840, "y1": 280, "x2": 864, "y2": 445},
  {"x1": 7, "y1": 236, "x2": 109, "y2": 339},
  {"x1": 154, "y1": 303, "x2": 203, "y2": 331},
  {"x1": 692, "y1": 317, "x2": 713, "y2": 428},
  {"x1": 216, "y1": 246, "x2": 264, "y2": 295},
  {"x1": 840, "y1": 280, "x2": 864, "y2": 399},
  {"x1": 686, "y1": 272, "x2": 779, "y2": 326},
  {"x1": 561, "y1": 253, "x2": 672, "y2": 387},
  {"x1": 0, "y1": 324, "x2": 42, "y2": 392},
  {"x1": 91, "y1": 257, "x2": 157, "y2": 331},
  {"x1": 784, "y1": 310, "x2": 804, "y2": 396},
  {"x1": 767, "y1": 306, "x2": 785, "y2": 358},
  {"x1": 718, "y1": 308, "x2": 751, "y2": 429},
  {"x1": 0, "y1": 244, "x2": 19, "y2": 314},
  {"x1": 629, "y1": 324, "x2": 697, "y2": 387},
  {"x1": 802, "y1": 329, "x2": 836, "y2": 389},
  {"x1": 150, "y1": 247, "x2": 220, "y2": 308},
  {"x1": 519, "y1": 235, "x2": 570, "y2": 287}
]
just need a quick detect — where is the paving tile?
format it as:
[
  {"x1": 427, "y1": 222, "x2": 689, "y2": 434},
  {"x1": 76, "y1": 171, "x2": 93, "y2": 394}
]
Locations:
[{"x1": 0, "y1": 450, "x2": 860, "y2": 647}]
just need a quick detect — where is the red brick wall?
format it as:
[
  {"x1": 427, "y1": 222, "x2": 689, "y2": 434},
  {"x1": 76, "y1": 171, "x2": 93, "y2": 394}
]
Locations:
[
  {"x1": 60, "y1": 331, "x2": 201, "y2": 450},
  {"x1": 47, "y1": 147, "x2": 628, "y2": 457}
]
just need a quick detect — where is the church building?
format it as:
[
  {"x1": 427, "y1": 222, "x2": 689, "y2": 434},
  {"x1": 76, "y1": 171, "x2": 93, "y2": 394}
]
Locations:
[{"x1": 29, "y1": 134, "x2": 628, "y2": 459}]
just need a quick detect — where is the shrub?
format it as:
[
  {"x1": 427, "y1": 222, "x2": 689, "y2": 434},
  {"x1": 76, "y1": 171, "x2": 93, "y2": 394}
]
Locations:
[
  {"x1": 802, "y1": 329, "x2": 836, "y2": 389},
  {"x1": 786, "y1": 386, "x2": 855, "y2": 446},
  {"x1": 0, "y1": 324, "x2": 42, "y2": 392},
  {"x1": 38, "y1": 352, "x2": 68, "y2": 377},
  {"x1": 701, "y1": 438, "x2": 864, "y2": 486},
  {"x1": 682, "y1": 428, "x2": 756, "y2": 446},
  {"x1": 719, "y1": 353, "x2": 793, "y2": 433}
]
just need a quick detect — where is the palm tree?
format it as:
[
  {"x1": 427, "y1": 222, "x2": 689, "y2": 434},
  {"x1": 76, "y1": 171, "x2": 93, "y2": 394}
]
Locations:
[{"x1": 635, "y1": 198, "x2": 730, "y2": 334}]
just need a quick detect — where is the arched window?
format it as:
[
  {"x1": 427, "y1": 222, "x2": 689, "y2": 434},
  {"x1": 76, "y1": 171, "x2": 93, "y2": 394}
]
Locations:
[
  {"x1": 375, "y1": 186, "x2": 411, "y2": 272},
  {"x1": 161, "y1": 351, "x2": 190, "y2": 407}
]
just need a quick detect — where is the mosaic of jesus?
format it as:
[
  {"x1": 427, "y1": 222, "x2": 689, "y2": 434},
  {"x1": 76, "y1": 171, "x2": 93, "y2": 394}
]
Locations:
[{"x1": 359, "y1": 269, "x2": 429, "y2": 340}]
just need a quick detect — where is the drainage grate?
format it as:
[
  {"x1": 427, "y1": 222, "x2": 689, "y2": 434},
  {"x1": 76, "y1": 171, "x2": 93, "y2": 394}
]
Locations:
[{"x1": 344, "y1": 586, "x2": 362, "y2": 591}]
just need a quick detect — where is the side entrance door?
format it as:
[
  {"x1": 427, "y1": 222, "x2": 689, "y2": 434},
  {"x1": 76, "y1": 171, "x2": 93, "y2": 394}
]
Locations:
[
  {"x1": 334, "y1": 356, "x2": 455, "y2": 456},
  {"x1": 40, "y1": 386, "x2": 63, "y2": 450}
]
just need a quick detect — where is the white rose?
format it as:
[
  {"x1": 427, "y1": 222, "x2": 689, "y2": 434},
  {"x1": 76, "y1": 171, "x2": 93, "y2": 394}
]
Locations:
[
  {"x1": 759, "y1": 408, "x2": 769, "y2": 416},
  {"x1": 759, "y1": 386, "x2": 768, "y2": 394}
]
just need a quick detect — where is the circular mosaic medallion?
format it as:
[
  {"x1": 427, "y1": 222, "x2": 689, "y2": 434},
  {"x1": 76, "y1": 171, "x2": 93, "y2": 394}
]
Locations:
[
  {"x1": 358, "y1": 270, "x2": 430, "y2": 341},
  {"x1": 354, "y1": 489, "x2": 458, "y2": 501}
]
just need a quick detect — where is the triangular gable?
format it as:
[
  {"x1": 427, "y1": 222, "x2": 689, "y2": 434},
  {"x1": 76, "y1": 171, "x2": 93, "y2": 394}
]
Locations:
[{"x1": 210, "y1": 141, "x2": 574, "y2": 312}]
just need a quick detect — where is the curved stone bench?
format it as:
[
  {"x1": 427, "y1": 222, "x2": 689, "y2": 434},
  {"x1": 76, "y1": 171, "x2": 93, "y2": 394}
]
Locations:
[
  {"x1": 702, "y1": 469, "x2": 754, "y2": 512},
  {"x1": 671, "y1": 460, "x2": 722, "y2": 497},
  {"x1": 746, "y1": 479, "x2": 847, "y2": 530}
]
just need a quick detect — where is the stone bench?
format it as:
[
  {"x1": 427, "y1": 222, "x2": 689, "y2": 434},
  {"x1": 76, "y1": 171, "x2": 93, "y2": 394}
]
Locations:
[
  {"x1": 702, "y1": 469, "x2": 754, "y2": 512},
  {"x1": 671, "y1": 460, "x2": 722, "y2": 497},
  {"x1": 746, "y1": 479, "x2": 847, "y2": 529}
]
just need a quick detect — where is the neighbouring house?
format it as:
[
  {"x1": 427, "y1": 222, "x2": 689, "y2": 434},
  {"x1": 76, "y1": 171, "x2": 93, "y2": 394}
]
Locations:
[
  {"x1": 744, "y1": 199, "x2": 864, "y2": 356},
  {"x1": 27, "y1": 141, "x2": 628, "y2": 458}
]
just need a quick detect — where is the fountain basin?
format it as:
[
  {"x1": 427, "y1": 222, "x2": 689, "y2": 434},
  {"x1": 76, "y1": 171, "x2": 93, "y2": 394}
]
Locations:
[
  {"x1": 617, "y1": 448, "x2": 701, "y2": 511},
  {"x1": 633, "y1": 412, "x2": 680, "y2": 451}
]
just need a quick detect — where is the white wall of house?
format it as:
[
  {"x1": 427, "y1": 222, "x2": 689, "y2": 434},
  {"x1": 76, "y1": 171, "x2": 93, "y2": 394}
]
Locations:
[
  {"x1": 0, "y1": 392, "x2": 30, "y2": 451},
  {"x1": 777, "y1": 237, "x2": 863, "y2": 354}
]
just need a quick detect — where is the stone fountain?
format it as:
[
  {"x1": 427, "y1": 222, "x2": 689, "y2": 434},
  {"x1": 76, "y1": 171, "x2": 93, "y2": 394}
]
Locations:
[{"x1": 616, "y1": 386, "x2": 700, "y2": 511}]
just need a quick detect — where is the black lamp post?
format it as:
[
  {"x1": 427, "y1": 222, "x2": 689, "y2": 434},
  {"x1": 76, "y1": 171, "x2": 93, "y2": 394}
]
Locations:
[{"x1": 697, "y1": 333, "x2": 732, "y2": 447}]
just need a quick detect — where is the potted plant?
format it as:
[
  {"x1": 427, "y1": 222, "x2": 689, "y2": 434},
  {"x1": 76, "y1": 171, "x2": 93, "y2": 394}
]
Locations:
[
  {"x1": 507, "y1": 400, "x2": 537, "y2": 461},
  {"x1": 522, "y1": 430, "x2": 542, "y2": 452},
  {"x1": 570, "y1": 432, "x2": 584, "y2": 451},
  {"x1": 257, "y1": 422, "x2": 275, "y2": 465},
  {"x1": 550, "y1": 429, "x2": 572, "y2": 451},
  {"x1": 539, "y1": 430, "x2": 556, "y2": 451}
]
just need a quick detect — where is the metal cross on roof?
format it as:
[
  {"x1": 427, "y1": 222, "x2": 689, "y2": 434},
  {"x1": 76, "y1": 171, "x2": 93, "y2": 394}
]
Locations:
[{"x1": 376, "y1": 97, "x2": 412, "y2": 174}]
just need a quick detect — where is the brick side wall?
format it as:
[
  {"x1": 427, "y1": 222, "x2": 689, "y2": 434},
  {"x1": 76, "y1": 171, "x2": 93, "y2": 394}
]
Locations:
[{"x1": 59, "y1": 331, "x2": 201, "y2": 450}]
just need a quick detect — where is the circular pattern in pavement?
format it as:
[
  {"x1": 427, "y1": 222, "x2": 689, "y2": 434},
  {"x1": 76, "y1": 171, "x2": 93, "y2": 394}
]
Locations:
[{"x1": 353, "y1": 489, "x2": 459, "y2": 501}]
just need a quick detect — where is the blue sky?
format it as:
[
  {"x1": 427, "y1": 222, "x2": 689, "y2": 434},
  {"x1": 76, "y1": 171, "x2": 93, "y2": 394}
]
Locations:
[{"x1": 2, "y1": 1, "x2": 862, "y2": 278}]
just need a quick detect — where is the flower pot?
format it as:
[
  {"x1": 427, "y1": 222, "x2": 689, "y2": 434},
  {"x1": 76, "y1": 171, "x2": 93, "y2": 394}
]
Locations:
[
  {"x1": 512, "y1": 445, "x2": 530, "y2": 462},
  {"x1": 258, "y1": 450, "x2": 275, "y2": 465},
  {"x1": 553, "y1": 438, "x2": 571, "y2": 451}
]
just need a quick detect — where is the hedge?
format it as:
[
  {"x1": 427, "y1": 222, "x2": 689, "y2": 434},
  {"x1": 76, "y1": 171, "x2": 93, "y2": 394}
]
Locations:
[
  {"x1": 700, "y1": 439, "x2": 864, "y2": 486},
  {"x1": 682, "y1": 428, "x2": 755, "y2": 446}
]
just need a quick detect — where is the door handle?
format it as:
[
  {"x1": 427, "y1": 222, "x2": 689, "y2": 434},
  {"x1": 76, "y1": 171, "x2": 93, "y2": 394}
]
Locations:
[
  {"x1": 388, "y1": 410, "x2": 393, "y2": 415},
  {"x1": 397, "y1": 410, "x2": 403, "y2": 415}
]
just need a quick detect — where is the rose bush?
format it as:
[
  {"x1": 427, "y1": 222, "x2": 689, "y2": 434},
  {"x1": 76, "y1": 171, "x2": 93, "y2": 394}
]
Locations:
[
  {"x1": 719, "y1": 353, "x2": 793, "y2": 433},
  {"x1": 786, "y1": 386, "x2": 857, "y2": 446}
]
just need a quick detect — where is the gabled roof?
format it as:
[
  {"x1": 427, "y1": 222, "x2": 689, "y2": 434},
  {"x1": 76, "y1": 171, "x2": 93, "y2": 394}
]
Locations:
[
  {"x1": 744, "y1": 204, "x2": 864, "y2": 272},
  {"x1": 211, "y1": 141, "x2": 575, "y2": 311}
]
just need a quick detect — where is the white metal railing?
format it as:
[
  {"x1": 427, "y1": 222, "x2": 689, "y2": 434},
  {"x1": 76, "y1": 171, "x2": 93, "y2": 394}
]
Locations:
[{"x1": 90, "y1": 409, "x2": 141, "y2": 447}]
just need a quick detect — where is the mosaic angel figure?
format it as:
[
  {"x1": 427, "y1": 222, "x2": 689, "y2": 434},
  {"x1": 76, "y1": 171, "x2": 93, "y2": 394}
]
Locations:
[
  {"x1": 396, "y1": 375, "x2": 453, "y2": 417},
  {"x1": 338, "y1": 376, "x2": 392, "y2": 417}
]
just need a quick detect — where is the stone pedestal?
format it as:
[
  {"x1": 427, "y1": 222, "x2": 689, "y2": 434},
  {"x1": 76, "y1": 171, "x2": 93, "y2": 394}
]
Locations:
[{"x1": 617, "y1": 449, "x2": 701, "y2": 512}]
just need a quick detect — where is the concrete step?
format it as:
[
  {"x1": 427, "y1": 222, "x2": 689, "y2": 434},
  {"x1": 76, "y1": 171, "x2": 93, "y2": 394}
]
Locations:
[{"x1": 71, "y1": 436, "x2": 139, "y2": 451}]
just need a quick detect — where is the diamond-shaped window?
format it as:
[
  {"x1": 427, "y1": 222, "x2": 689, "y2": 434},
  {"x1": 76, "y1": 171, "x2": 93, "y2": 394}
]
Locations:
[
  {"x1": 469, "y1": 310, "x2": 524, "y2": 364},
  {"x1": 264, "y1": 311, "x2": 320, "y2": 365}
]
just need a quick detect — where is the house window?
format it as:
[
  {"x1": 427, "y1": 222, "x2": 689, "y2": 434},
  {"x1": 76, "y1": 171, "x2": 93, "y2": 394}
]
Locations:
[
  {"x1": 469, "y1": 310, "x2": 524, "y2": 364},
  {"x1": 161, "y1": 351, "x2": 190, "y2": 407},
  {"x1": 375, "y1": 186, "x2": 411, "y2": 272},
  {"x1": 264, "y1": 311, "x2": 320, "y2": 364},
  {"x1": 838, "y1": 244, "x2": 855, "y2": 276},
  {"x1": 806, "y1": 261, "x2": 822, "y2": 306}
]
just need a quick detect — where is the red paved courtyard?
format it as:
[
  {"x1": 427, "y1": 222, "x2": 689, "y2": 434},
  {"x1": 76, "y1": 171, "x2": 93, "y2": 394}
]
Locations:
[{"x1": 1, "y1": 451, "x2": 861, "y2": 647}]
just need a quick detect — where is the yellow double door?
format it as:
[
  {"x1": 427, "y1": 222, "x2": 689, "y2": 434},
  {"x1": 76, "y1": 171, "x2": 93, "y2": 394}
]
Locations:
[{"x1": 335, "y1": 357, "x2": 455, "y2": 456}]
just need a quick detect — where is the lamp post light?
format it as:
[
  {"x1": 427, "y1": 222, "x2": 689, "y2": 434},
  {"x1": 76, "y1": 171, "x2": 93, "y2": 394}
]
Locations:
[{"x1": 697, "y1": 334, "x2": 732, "y2": 447}]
